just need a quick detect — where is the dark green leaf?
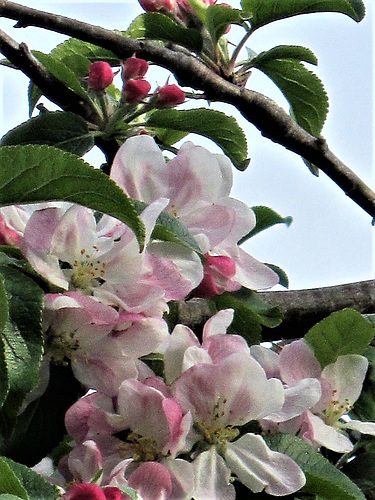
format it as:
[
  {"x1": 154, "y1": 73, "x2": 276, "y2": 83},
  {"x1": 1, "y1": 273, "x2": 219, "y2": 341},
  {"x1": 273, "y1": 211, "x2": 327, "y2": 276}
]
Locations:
[
  {"x1": 0, "y1": 458, "x2": 27, "y2": 500},
  {"x1": 250, "y1": 45, "x2": 318, "y2": 65},
  {"x1": 32, "y1": 51, "x2": 91, "y2": 102},
  {"x1": 51, "y1": 37, "x2": 119, "y2": 66},
  {"x1": 133, "y1": 200, "x2": 201, "y2": 254},
  {"x1": 0, "y1": 145, "x2": 145, "y2": 249},
  {"x1": 342, "y1": 452, "x2": 375, "y2": 494},
  {"x1": 266, "y1": 433, "x2": 366, "y2": 500},
  {"x1": 0, "y1": 265, "x2": 44, "y2": 437},
  {"x1": 241, "y1": 0, "x2": 366, "y2": 30},
  {"x1": 265, "y1": 263, "x2": 289, "y2": 288},
  {"x1": 239, "y1": 205, "x2": 292, "y2": 242},
  {"x1": 2, "y1": 457, "x2": 60, "y2": 500},
  {"x1": 0, "y1": 274, "x2": 9, "y2": 410},
  {"x1": 127, "y1": 13, "x2": 203, "y2": 52},
  {"x1": 304, "y1": 309, "x2": 375, "y2": 369},
  {"x1": 250, "y1": 46, "x2": 328, "y2": 136},
  {"x1": 147, "y1": 108, "x2": 249, "y2": 170},
  {"x1": 352, "y1": 346, "x2": 375, "y2": 422},
  {"x1": 0, "y1": 112, "x2": 95, "y2": 156},
  {"x1": 215, "y1": 292, "x2": 262, "y2": 345},
  {"x1": 28, "y1": 82, "x2": 42, "y2": 118},
  {"x1": 205, "y1": 5, "x2": 244, "y2": 46},
  {"x1": 3, "y1": 364, "x2": 82, "y2": 467}
]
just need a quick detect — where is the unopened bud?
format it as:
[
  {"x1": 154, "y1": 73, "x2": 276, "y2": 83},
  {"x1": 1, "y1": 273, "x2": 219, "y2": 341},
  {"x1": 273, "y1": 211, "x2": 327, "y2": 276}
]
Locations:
[
  {"x1": 138, "y1": 0, "x2": 176, "y2": 12},
  {"x1": 122, "y1": 56, "x2": 149, "y2": 80},
  {"x1": 156, "y1": 84, "x2": 185, "y2": 107},
  {"x1": 123, "y1": 79, "x2": 151, "y2": 103},
  {"x1": 87, "y1": 61, "x2": 114, "y2": 91}
]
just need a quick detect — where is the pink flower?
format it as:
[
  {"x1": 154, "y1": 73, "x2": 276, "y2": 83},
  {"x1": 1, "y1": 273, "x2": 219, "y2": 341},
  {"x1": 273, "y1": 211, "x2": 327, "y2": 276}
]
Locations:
[
  {"x1": 123, "y1": 78, "x2": 151, "y2": 103},
  {"x1": 88, "y1": 61, "x2": 115, "y2": 91},
  {"x1": 111, "y1": 135, "x2": 279, "y2": 293},
  {"x1": 139, "y1": 0, "x2": 177, "y2": 13},
  {"x1": 155, "y1": 84, "x2": 185, "y2": 107},
  {"x1": 122, "y1": 56, "x2": 149, "y2": 80}
]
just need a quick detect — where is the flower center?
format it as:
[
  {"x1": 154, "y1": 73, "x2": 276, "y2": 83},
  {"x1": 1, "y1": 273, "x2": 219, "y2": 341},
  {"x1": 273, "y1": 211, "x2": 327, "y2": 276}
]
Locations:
[
  {"x1": 64, "y1": 247, "x2": 107, "y2": 293},
  {"x1": 323, "y1": 390, "x2": 353, "y2": 426},
  {"x1": 119, "y1": 431, "x2": 160, "y2": 462}
]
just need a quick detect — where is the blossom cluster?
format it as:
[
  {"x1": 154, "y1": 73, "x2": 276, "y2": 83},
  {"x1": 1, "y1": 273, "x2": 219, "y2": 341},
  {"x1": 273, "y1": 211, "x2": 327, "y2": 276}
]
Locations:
[{"x1": 1, "y1": 136, "x2": 374, "y2": 499}]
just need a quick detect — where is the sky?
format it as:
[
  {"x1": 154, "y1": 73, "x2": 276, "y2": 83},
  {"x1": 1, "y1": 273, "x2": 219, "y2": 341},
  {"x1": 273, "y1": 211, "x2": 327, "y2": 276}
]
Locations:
[{"x1": 0, "y1": 0, "x2": 373, "y2": 290}]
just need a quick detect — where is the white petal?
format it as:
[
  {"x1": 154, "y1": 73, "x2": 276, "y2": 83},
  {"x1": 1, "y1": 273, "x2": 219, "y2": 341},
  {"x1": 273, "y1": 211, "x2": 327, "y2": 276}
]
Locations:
[
  {"x1": 225, "y1": 433, "x2": 306, "y2": 496},
  {"x1": 192, "y1": 447, "x2": 235, "y2": 500}
]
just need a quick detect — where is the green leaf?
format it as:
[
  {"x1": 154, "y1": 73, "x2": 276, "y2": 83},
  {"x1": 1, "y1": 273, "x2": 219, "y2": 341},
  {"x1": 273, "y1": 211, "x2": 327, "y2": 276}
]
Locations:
[
  {"x1": 0, "y1": 274, "x2": 9, "y2": 410},
  {"x1": 0, "y1": 111, "x2": 95, "y2": 156},
  {"x1": 265, "y1": 263, "x2": 289, "y2": 288},
  {"x1": 32, "y1": 51, "x2": 91, "y2": 102},
  {"x1": 0, "y1": 145, "x2": 145, "y2": 249},
  {"x1": 51, "y1": 37, "x2": 119, "y2": 66},
  {"x1": 342, "y1": 452, "x2": 375, "y2": 494},
  {"x1": 2, "y1": 364, "x2": 83, "y2": 467},
  {"x1": 205, "y1": 5, "x2": 244, "y2": 46},
  {"x1": 241, "y1": 0, "x2": 366, "y2": 30},
  {"x1": 2, "y1": 457, "x2": 60, "y2": 500},
  {"x1": 127, "y1": 13, "x2": 203, "y2": 52},
  {"x1": 0, "y1": 495, "x2": 25, "y2": 499},
  {"x1": 0, "y1": 264, "x2": 44, "y2": 437},
  {"x1": 250, "y1": 46, "x2": 328, "y2": 136},
  {"x1": 352, "y1": 346, "x2": 375, "y2": 422},
  {"x1": 133, "y1": 200, "x2": 201, "y2": 254},
  {"x1": 304, "y1": 309, "x2": 375, "y2": 369},
  {"x1": 146, "y1": 108, "x2": 249, "y2": 170},
  {"x1": 0, "y1": 458, "x2": 27, "y2": 500},
  {"x1": 214, "y1": 289, "x2": 283, "y2": 345},
  {"x1": 266, "y1": 433, "x2": 366, "y2": 500},
  {"x1": 239, "y1": 205, "x2": 292, "y2": 243}
]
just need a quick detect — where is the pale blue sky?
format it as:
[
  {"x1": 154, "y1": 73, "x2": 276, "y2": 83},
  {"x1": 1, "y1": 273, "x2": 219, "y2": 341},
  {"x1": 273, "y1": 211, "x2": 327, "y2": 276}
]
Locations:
[{"x1": 0, "y1": 1, "x2": 373, "y2": 290}]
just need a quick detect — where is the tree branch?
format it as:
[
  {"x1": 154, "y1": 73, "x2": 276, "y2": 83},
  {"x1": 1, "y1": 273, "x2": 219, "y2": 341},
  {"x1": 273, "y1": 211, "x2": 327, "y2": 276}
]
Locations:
[{"x1": 1, "y1": 1, "x2": 375, "y2": 218}]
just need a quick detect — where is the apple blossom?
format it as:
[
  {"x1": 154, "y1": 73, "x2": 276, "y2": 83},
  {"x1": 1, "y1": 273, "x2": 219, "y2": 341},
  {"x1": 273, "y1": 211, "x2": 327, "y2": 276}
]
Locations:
[{"x1": 111, "y1": 135, "x2": 279, "y2": 295}]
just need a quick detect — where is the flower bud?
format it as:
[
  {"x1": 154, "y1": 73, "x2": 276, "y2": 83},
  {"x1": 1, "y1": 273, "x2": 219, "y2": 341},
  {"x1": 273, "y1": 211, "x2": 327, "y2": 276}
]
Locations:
[
  {"x1": 155, "y1": 84, "x2": 185, "y2": 107},
  {"x1": 192, "y1": 254, "x2": 237, "y2": 298},
  {"x1": 138, "y1": 0, "x2": 176, "y2": 12},
  {"x1": 63, "y1": 483, "x2": 106, "y2": 500},
  {"x1": 87, "y1": 61, "x2": 114, "y2": 91},
  {"x1": 123, "y1": 78, "x2": 151, "y2": 103},
  {"x1": 122, "y1": 56, "x2": 149, "y2": 80}
]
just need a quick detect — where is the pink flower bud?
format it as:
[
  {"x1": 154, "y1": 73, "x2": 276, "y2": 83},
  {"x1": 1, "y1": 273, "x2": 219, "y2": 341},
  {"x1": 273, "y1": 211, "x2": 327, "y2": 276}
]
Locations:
[
  {"x1": 122, "y1": 56, "x2": 149, "y2": 80},
  {"x1": 87, "y1": 61, "x2": 114, "y2": 91},
  {"x1": 192, "y1": 254, "x2": 237, "y2": 298},
  {"x1": 63, "y1": 483, "x2": 107, "y2": 500},
  {"x1": 103, "y1": 487, "x2": 123, "y2": 500},
  {"x1": 156, "y1": 84, "x2": 185, "y2": 107},
  {"x1": 138, "y1": 0, "x2": 176, "y2": 12},
  {"x1": 123, "y1": 78, "x2": 151, "y2": 103}
]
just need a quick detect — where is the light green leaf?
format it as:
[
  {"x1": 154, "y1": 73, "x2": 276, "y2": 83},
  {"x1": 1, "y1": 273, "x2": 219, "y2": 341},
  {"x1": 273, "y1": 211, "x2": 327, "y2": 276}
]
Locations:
[
  {"x1": 127, "y1": 13, "x2": 203, "y2": 52},
  {"x1": 146, "y1": 108, "x2": 249, "y2": 170},
  {"x1": 2, "y1": 457, "x2": 60, "y2": 500},
  {"x1": 266, "y1": 433, "x2": 366, "y2": 500},
  {"x1": 205, "y1": 5, "x2": 244, "y2": 46},
  {"x1": 249, "y1": 44, "x2": 318, "y2": 65},
  {"x1": 239, "y1": 205, "x2": 292, "y2": 242},
  {"x1": 241, "y1": 0, "x2": 365, "y2": 30},
  {"x1": 0, "y1": 458, "x2": 27, "y2": 500},
  {"x1": 304, "y1": 308, "x2": 375, "y2": 369},
  {"x1": 0, "y1": 145, "x2": 145, "y2": 249},
  {"x1": 250, "y1": 46, "x2": 328, "y2": 136},
  {"x1": 32, "y1": 51, "x2": 91, "y2": 102},
  {"x1": 0, "y1": 111, "x2": 95, "y2": 156}
]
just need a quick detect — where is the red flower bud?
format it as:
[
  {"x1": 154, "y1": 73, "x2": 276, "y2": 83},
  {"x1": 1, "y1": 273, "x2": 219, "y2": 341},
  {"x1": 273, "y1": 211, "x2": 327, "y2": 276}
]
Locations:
[
  {"x1": 156, "y1": 84, "x2": 185, "y2": 107},
  {"x1": 122, "y1": 56, "x2": 149, "y2": 80},
  {"x1": 138, "y1": 0, "x2": 176, "y2": 12},
  {"x1": 87, "y1": 61, "x2": 114, "y2": 91},
  {"x1": 63, "y1": 483, "x2": 107, "y2": 500},
  {"x1": 103, "y1": 487, "x2": 123, "y2": 500},
  {"x1": 123, "y1": 79, "x2": 151, "y2": 103}
]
